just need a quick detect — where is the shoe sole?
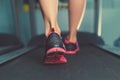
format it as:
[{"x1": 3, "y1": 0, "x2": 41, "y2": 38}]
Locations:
[
  {"x1": 44, "y1": 48, "x2": 67, "y2": 64},
  {"x1": 65, "y1": 48, "x2": 80, "y2": 55},
  {"x1": 46, "y1": 47, "x2": 65, "y2": 55}
]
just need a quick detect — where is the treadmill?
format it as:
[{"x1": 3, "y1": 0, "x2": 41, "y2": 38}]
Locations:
[
  {"x1": 0, "y1": 0, "x2": 120, "y2": 80},
  {"x1": 0, "y1": 0, "x2": 36, "y2": 65},
  {"x1": 0, "y1": 0, "x2": 23, "y2": 60},
  {"x1": 0, "y1": 32, "x2": 120, "y2": 80}
]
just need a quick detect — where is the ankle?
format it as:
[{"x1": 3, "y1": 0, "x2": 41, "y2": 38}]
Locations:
[
  {"x1": 45, "y1": 28, "x2": 61, "y2": 37},
  {"x1": 66, "y1": 35, "x2": 77, "y2": 43}
]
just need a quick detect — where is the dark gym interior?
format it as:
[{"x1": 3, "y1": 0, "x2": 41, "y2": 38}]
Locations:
[{"x1": 0, "y1": 0, "x2": 120, "y2": 80}]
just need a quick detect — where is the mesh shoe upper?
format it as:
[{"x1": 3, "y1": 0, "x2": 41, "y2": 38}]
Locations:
[
  {"x1": 44, "y1": 31, "x2": 67, "y2": 64},
  {"x1": 46, "y1": 32, "x2": 65, "y2": 53},
  {"x1": 65, "y1": 43, "x2": 78, "y2": 51},
  {"x1": 46, "y1": 32, "x2": 65, "y2": 54},
  {"x1": 64, "y1": 39, "x2": 80, "y2": 54}
]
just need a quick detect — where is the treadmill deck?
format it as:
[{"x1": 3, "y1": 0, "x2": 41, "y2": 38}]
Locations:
[{"x1": 0, "y1": 45, "x2": 120, "y2": 80}]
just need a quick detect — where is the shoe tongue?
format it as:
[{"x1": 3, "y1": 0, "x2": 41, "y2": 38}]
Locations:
[
  {"x1": 46, "y1": 28, "x2": 55, "y2": 38},
  {"x1": 47, "y1": 28, "x2": 60, "y2": 38},
  {"x1": 51, "y1": 28, "x2": 55, "y2": 32},
  {"x1": 65, "y1": 39, "x2": 77, "y2": 44}
]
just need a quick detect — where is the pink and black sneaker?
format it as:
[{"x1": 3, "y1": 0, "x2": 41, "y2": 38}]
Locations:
[
  {"x1": 64, "y1": 39, "x2": 80, "y2": 55},
  {"x1": 44, "y1": 29, "x2": 67, "y2": 64}
]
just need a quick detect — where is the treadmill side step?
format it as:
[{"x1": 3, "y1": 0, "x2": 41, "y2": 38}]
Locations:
[
  {"x1": 95, "y1": 44, "x2": 120, "y2": 56},
  {"x1": 0, "y1": 45, "x2": 22, "y2": 55},
  {"x1": 0, "y1": 47, "x2": 35, "y2": 65}
]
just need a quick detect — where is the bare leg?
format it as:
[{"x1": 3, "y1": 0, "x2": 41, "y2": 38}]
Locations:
[
  {"x1": 39, "y1": 0, "x2": 60, "y2": 36},
  {"x1": 68, "y1": 0, "x2": 86, "y2": 42},
  {"x1": 39, "y1": 0, "x2": 67, "y2": 64}
]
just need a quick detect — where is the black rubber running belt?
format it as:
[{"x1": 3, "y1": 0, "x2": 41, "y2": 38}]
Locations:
[{"x1": 0, "y1": 45, "x2": 120, "y2": 80}]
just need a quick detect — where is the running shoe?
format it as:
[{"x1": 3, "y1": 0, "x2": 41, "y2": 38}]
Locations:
[
  {"x1": 64, "y1": 39, "x2": 80, "y2": 54},
  {"x1": 44, "y1": 29, "x2": 67, "y2": 64}
]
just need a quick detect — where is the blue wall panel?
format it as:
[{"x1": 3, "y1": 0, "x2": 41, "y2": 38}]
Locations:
[
  {"x1": 0, "y1": 0, "x2": 14, "y2": 34},
  {"x1": 0, "y1": 0, "x2": 120, "y2": 46}
]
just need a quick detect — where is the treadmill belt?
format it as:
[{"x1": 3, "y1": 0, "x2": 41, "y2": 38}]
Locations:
[{"x1": 0, "y1": 45, "x2": 120, "y2": 80}]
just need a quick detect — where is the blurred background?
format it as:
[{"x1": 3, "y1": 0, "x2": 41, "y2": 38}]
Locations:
[
  {"x1": 1, "y1": 0, "x2": 120, "y2": 79},
  {"x1": 0, "y1": 0, "x2": 120, "y2": 47}
]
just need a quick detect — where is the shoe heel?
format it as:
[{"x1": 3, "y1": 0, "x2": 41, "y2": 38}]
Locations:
[{"x1": 44, "y1": 52, "x2": 67, "y2": 64}]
